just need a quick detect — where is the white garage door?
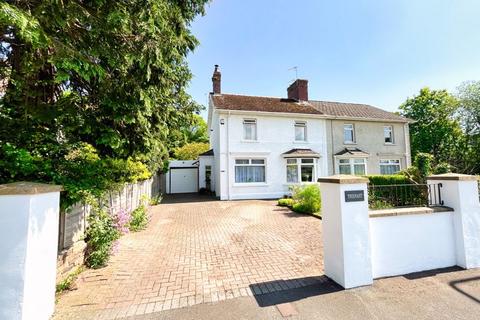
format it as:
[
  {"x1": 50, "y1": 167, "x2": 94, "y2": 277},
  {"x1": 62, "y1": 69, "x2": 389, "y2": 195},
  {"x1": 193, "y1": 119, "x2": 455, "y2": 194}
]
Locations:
[{"x1": 170, "y1": 168, "x2": 198, "y2": 193}]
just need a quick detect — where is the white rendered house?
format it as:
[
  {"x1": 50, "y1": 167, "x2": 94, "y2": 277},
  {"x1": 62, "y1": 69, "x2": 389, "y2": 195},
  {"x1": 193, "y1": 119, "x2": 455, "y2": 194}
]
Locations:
[
  {"x1": 195, "y1": 65, "x2": 411, "y2": 200},
  {"x1": 203, "y1": 66, "x2": 328, "y2": 200}
]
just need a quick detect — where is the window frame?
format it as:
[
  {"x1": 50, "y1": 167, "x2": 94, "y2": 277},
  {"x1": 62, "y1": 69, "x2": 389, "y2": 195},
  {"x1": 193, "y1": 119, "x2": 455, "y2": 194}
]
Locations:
[
  {"x1": 243, "y1": 119, "x2": 257, "y2": 141},
  {"x1": 384, "y1": 125, "x2": 394, "y2": 144},
  {"x1": 379, "y1": 159, "x2": 401, "y2": 175},
  {"x1": 294, "y1": 121, "x2": 307, "y2": 142},
  {"x1": 286, "y1": 158, "x2": 317, "y2": 183},
  {"x1": 343, "y1": 124, "x2": 355, "y2": 144},
  {"x1": 234, "y1": 158, "x2": 266, "y2": 184},
  {"x1": 336, "y1": 158, "x2": 367, "y2": 176}
]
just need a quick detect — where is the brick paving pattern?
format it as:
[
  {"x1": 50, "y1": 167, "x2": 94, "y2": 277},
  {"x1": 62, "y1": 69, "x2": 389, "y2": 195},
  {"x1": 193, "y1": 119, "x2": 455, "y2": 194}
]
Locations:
[{"x1": 53, "y1": 198, "x2": 323, "y2": 319}]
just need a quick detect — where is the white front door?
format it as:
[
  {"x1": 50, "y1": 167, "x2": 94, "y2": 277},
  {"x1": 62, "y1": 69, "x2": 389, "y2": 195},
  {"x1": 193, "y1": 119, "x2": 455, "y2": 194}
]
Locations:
[{"x1": 170, "y1": 168, "x2": 198, "y2": 193}]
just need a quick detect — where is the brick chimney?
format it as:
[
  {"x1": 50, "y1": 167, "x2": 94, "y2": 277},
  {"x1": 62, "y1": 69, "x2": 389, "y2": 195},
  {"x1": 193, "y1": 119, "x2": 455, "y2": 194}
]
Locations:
[
  {"x1": 212, "y1": 64, "x2": 221, "y2": 94},
  {"x1": 287, "y1": 79, "x2": 308, "y2": 101}
]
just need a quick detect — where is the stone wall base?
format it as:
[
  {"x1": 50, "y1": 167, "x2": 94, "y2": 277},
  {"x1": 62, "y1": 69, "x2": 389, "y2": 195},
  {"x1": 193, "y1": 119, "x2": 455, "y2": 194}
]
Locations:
[{"x1": 56, "y1": 241, "x2": 87, "y2": 284}]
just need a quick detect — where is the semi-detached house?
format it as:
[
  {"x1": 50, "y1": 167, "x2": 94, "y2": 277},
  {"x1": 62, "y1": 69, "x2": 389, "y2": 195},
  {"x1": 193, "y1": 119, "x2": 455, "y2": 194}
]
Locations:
[{"x1": 180, "y1": 65, "x2": 411, "y2": 200}]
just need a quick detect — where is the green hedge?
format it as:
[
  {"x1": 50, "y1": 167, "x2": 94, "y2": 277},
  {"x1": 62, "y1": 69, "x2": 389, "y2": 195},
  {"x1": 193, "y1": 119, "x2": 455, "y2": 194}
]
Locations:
[
  {"x1": 366, "y1": 174, "x2": 412, "y2": 186},
  {"x1": 366, "y1": 174, "x2": 426, "y2": 209}
]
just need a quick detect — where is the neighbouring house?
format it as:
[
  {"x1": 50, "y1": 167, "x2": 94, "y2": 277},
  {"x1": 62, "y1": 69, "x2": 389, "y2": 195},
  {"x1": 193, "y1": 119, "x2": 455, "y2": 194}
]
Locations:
[{"x1": 168, "y1": 65, "x2": 412, "y2": 199}]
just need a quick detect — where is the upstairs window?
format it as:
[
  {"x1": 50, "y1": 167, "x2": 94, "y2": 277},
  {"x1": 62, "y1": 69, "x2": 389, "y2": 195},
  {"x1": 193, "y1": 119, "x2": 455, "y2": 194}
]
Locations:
[
  {"x1": 243, "y1": 119, "x2": 257, "y2": 140},
  {"x1": 380, "y1": 159, "x2": 401, "y2": 174},
  {"x1": 294, "y1": 121, "x2": 307, "y2": 141},
  {"x1": 344, "y1": 124, "x2": 355, "y2": 144},
  {"x1": 384, "y1": 126, "x2": 394, "y2": 144},
  {"x1": 235, "y1": 159, "x2": 265, "y2": 183}
]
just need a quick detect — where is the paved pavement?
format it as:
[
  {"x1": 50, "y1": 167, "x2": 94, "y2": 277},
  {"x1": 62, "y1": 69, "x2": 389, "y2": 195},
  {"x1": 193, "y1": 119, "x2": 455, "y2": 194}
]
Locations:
[
  {"x1": 53, "y1": 196, "x2": 323, "y2": 319},
  {"x1": 53, "y1": 195, "x2": 480, "y2": 319},
  {"x1": 116, "y1": 267, "x2": 480, "y2": 320}
]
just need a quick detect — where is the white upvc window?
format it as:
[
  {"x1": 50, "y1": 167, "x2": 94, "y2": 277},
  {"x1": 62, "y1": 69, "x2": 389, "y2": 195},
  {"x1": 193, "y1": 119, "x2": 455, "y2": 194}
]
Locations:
[
  {"x1": 234, "y1": 158, "x2": 265, "y2": 183},
  {"x1": 380, "y1": 159, "x2": 401, "y2": 174},
  {"x1": 286, "y1": 158, "x2": 316, "y2": 183},
  {"x1": 294, "y1": 121, "x2": 307, "y2": 141},
  {"x1": 343, "y1": 124, "x2": 355, "y2": 144},
  {"x1": 243, "y1": 119, "x2": 257, "y2": 141},
  {"x1": 384, "y1": 125, "x2": 394, "y2": 144},
  {"x1": 337, "y1": 158, "x2": 366, "y2": 175}
]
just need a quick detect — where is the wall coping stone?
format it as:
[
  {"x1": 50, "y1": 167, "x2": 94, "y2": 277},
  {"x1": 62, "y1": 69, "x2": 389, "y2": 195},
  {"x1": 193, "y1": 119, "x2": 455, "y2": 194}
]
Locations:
[
  {"x1": 369, "y1": 206, "x2": 453, "y2": 218},
  {"x1": 0, "y1": 181, "x2": 63, "y2": 195},
  {"x1": 318, "y1": 175, "x2": 369, "y2": 184},
  {"x1": 427, "y1": 173, "x2": 479, "y2": 181}
]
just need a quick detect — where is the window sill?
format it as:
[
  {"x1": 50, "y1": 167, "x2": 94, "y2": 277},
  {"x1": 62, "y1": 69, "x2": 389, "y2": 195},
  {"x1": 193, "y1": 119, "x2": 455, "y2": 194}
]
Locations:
[
  {"x1": 241, "y1": 140, "x2": 259, "y2": 143},
  {"x1": 384, "y1": 143, "x2": 396, "y2": 146},
  {"x1": 343, "y1": 142, "x2": 357, "y2": 145},
  {"x1": 293, "y1": 140, "x2": 309, "y2": 144},
  {"x1": 233, "y1": 183, "x2": 269, "y2": 187}
]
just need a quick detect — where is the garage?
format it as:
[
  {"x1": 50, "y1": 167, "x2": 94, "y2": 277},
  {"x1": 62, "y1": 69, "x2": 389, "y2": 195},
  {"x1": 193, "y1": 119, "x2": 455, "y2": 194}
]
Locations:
[{"x1": 166, "y1": 160, "x2": 199, "y2": 194}]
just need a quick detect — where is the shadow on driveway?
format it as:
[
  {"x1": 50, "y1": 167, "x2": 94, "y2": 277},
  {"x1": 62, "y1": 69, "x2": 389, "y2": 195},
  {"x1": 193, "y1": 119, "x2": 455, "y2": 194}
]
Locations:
[
  {"x1": 250, "y1": 276, "x2": 342, "y2": 307},
  {"x1": 162, "y1": 193, "x2": 218, "y2": 204}
]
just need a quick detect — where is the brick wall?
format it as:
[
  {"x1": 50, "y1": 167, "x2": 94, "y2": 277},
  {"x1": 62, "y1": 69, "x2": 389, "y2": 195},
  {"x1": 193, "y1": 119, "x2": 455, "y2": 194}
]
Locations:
[{"x1": 56, "y1": 174, "x2": 162, "y2": 282}]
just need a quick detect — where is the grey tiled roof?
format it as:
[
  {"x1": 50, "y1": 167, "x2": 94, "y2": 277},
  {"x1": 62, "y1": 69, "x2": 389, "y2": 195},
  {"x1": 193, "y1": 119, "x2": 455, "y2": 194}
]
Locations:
[
  {"x1": 211, "y1": 93, "x2": 410, "y2": 122},
  {"x1": 211, "y1": 94, "x2": 323, "y2": 115},
  {"x1": 335, "y1": 148, "x2": 370, "y2": 156},
  {"x1": 309, "y1": 100, "x2": 409, "y2": 122},
  {"x1": 282, "y1": 148, "x2": 320, "y2": 157}
]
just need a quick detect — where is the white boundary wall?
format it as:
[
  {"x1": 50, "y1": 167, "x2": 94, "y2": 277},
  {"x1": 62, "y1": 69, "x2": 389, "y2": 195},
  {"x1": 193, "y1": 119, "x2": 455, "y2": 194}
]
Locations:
[
  {"x1": 319, "y1": 173, "x2": 480, "y2": 289},
  {"x1": 0, "y1": 183, "x2": 62, "y2": 320},
  {"x1": 370, "y1": 210, "x2": 456, "y2": 278}
]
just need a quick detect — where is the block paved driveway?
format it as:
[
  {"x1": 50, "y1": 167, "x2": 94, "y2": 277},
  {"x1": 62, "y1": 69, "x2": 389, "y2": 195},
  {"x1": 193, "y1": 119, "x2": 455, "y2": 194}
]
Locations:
[{"x1": 53, "y1": 196, "x2": 324, "y2": 319}]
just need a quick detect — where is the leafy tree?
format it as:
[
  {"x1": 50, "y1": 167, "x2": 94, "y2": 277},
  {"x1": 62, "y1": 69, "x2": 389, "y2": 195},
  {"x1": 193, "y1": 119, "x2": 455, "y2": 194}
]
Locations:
[
  {"x1": 168, "y1": 114, "x2": 209, "y2": 151},
  {"x1": 0, "y1": 1, "x2": 208, "y2": 202},
  {"x1": 399, "y1": 87, "x2": 463, "y2": 165},
  {"x1": 173, "y1": 142, "x2": 210, "y2": 160},
  {"x1": 456, "y1": 81, "x2": 480, "y2": 174}
]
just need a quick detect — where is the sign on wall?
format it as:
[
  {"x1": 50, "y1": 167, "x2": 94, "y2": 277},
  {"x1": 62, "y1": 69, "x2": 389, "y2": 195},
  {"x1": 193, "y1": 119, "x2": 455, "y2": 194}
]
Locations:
[{"x1": 345, "y1": 190, "x2": 365, "y2": 202}]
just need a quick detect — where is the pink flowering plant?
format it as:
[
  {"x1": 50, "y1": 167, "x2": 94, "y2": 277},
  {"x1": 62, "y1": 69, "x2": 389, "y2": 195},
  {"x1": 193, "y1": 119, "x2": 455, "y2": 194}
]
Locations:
[{"x1": 113, "y1": 208, "x2": 131, "y2": 234}]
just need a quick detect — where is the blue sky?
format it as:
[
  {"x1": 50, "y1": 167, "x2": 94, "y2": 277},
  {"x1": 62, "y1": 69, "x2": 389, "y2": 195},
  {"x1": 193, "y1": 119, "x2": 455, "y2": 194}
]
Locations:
[{"x1": 187, "y1": 0, "x2": 480, "y2": 118}]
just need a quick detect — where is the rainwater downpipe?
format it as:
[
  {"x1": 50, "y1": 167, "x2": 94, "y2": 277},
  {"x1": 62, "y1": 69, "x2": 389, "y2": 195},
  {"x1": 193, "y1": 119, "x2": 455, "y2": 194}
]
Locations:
[{"x1": 226, "y1": 111, "x2": 231, "y2": 200}]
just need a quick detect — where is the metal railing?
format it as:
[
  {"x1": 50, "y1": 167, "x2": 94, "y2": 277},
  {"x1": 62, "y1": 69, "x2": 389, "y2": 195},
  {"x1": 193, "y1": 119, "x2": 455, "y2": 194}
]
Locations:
[{"x1": 368, "y1": 183, "x2": 444, "y2": 210}]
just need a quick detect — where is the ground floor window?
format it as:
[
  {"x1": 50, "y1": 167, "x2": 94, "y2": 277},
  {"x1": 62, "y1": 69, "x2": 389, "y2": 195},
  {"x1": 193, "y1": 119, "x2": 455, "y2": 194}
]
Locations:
[
  {"x1": 235, "y1": 159, "x2": 265, "y2": 183},
  {"x1": 337, "y1": 158, "x2": 367, "y2": 175},
  {"x1": 286, "y1": 158, "x2": 316, "y2": 183},
  {"x1": 380, "y1": 159, "x2": 401, "y2": 174}
]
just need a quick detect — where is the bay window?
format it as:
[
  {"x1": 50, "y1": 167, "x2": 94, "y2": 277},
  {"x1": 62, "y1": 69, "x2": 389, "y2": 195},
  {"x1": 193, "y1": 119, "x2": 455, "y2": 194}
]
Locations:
[
  {"x1": 380, "y1": 159, "x2": 401, "y2": 174},
  {"x1": 337, "y1": 158, "x2": 367, "y2": 175},
  {"x1": 235, "y1": 159, "x2": 265, "y2": 183},
  {"x1": 286, "y1": 158, "x2": 315, "y2": 183}
]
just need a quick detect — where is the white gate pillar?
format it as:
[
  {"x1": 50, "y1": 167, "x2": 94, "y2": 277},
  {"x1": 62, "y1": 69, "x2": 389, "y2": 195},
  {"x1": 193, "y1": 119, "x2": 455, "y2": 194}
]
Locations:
[
  {"x1": 318, "y1": 175, "x2": 373, "y2": 289},
  {"x1": 0, "y1": 182, "x2": 62, "y2": 320},
  {"x1": 427, "y1": 173, "x2": 480, "y2": 269}
]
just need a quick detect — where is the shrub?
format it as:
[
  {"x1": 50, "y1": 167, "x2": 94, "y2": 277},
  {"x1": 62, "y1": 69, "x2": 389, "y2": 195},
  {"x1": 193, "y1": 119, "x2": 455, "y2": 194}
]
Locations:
[
  {"x1": 278, "y1": 198, "x2": 294, "y2": 207},
  {"x1": 149, "y1": 194, "x2": 163, "y2": 205},
  {"x1": 367, "y1": 174, "x2": 412, "y2": 186},
  {"x1": 414, "y1": 153, "x2": 434, "y2": 179},
  {"x1": 173, "y1": 142, "x2": 210, "y2": 160},
  {"x1": 129, "y1": 205, "x2": 149, "y2": 232},
  {"x1": 56, "y1": 266, "x2": 85, "y2": 294},
  {"x1": 434, "y1": 162, "x2": 453, "y2": 174},
  {"x1": 85, "y1": 207, "x2": 120, "y2": 268},
  {"x1": 290, "y1": 184, "x2": 321, "y2": 214}
]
